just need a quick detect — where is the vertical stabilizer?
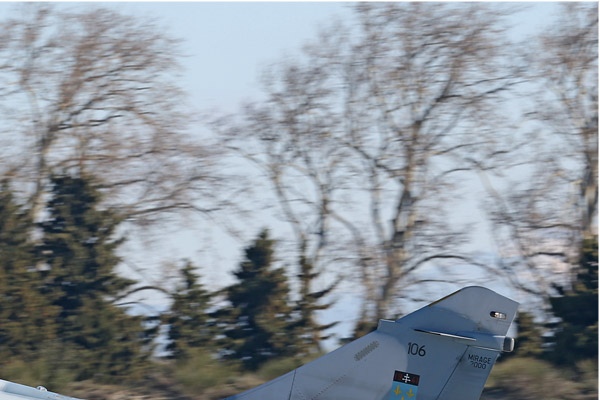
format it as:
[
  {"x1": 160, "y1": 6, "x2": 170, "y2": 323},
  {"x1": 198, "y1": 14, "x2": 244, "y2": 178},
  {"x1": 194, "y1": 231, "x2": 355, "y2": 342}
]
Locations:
[
  {"x1": 224, "y1": 286, "x2": 518, "y2": 400},
  {"x1": 402, "y1": 286, "x2": 519, "y2": 399}
]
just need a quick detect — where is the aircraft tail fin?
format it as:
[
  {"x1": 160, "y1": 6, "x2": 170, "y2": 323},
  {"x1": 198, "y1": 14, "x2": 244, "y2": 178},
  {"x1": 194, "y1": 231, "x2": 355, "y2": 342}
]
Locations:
[
  {"x1": 401, "y1": 285, "x2": 518, "y2": 348},
  {"x1": 225, "y1": 286, "x2": 518, "y2": 400},
  {"x1": 400, "y1": 286, "x2": 519, "y2": 399}
]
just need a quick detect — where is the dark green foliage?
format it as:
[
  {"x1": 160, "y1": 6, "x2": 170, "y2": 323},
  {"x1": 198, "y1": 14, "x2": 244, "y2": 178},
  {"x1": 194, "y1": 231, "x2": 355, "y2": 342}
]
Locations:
[
  {"x1": 221, "y1": 230, "x2": 297, "y2": 370},
  {"x1": 547, "y1": 235, "x2": 598, "y2": 366},
  {"x1": 503, "y1": 312, "x2": 544, "y2": 360},
  {"x1": 37, "y1": 173, "x2": 151, "y2": 382},
  {"x1": 0, "y1": 181, "x2": 59, "y2": 364},
  {"x1": 37, "y1": 175, "x2": 133, "y2": 301},
  {"x1": 165, "y1": 260, "x2": 216, "y2": 360}
]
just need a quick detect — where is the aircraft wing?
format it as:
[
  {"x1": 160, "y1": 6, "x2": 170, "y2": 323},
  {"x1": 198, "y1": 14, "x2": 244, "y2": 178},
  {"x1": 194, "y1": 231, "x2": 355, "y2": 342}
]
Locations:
[
  {"x1": 225, "y1": 286, "x2": 519, "y2": 400},
  {"x1": 0, "y1": 379, "x2": 82, "y2": 400}
]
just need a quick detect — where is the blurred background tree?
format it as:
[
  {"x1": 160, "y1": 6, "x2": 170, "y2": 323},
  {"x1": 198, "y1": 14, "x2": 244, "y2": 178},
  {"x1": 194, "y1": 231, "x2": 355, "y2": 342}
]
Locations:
[
  {"x1": 214, "y1": 3, "x2": 523, "y2": 330},
  {"x1": 547, "y1": 235, "x2": 598, "y2": 366},
  {"x1": 0, "y1": 181, "x2": 60, "y2": 380},
  {"x1": 0, "y1": 4, "x2": 226, "y2": 229},
  {"x1": 219, "y1": 230, "x2": 298, "y2": 370},
  {"x1": 164, "y1": 260, "x2": 217, "y2": 360},
  {"x1": 36, "y1": 174, "x2": 153, "y2": 382},
  {"x1": 482, "y1": 3, "x2": 598, "y2": 308}
]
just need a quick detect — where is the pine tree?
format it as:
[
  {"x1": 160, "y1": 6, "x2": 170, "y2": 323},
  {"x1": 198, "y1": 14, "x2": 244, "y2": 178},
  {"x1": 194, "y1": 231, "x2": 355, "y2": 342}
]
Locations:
[
  {"x1": 37, "y1": 173, "x2": 151, "y2": 382},
  {"x1": 0, "y1": 181, "x2": 59, "y2": 366},
  {"x1": 221, "y1": 230, "x2": 297, "y2": 370},
  {"x1": 502, "y1": 312, "x2": 544, "y2": 361},
  {"x1": 165, "y1": 260, "x2": 216, "y2": 360},
  {"x1": 548, "y1": 235, "x2": 598, "y2": 366}
]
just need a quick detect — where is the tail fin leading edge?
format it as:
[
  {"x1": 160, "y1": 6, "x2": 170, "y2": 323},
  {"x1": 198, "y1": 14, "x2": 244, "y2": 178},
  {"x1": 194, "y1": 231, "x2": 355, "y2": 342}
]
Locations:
[{"x1": 225, "y1": 286, "x2": 518, "y2": 400}]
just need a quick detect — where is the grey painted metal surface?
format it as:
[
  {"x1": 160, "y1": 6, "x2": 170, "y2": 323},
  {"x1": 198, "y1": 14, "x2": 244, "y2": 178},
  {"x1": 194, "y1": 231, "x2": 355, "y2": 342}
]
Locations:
[
  {"x1": 225, "y1": 286, "x2": 519, "y2": 400},
  {"x1": 0, "y1": 379, "x2": 82, "y2": 400}
]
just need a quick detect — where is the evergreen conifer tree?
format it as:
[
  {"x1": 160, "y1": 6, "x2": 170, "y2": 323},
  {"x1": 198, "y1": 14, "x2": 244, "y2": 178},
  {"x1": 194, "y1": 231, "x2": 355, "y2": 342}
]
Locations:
[
  {"x1": 165, "y1": 260, "x2": 216, "y2": 360},
  {"x1": 548, "y1": 235, "x2": 598, "y2": 366},
  {"x1": 221, "y1": 230, "x2": 297, "y2": 370},
  {"x1": 502, "y1": 312, "x2": 544, "y2": 360},
  {"x1": 0, "y1": 181, "x2": 59, "y2": 366},
  {"x1": 37, "y1": 173, "x2": 151, "y2": 382}
]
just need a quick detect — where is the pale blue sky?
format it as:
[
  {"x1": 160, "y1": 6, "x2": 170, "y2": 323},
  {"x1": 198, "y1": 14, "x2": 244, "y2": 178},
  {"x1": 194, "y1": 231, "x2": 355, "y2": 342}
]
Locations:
[
  {"x1": 0, "y1": 1, "x2": 558, "y2": 112},
  {"x1": 98, "y1": 2, "x2": 559, "y2": 113},
  {"x1": 99, "y1": 2, "x2": 354, "y2": 111}
]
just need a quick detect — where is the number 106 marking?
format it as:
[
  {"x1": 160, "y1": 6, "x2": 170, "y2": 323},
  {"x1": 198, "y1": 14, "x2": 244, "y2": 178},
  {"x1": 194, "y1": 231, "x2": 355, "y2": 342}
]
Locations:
[{"x1": 407, "y1": 342, "x2": 426, "y2": 357}]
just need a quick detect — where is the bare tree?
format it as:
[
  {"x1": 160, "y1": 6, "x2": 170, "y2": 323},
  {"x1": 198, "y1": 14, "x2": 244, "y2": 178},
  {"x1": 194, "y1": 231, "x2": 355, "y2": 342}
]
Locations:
[
  {"x1": 532, "y1": 3, "x2": 598, "y2": 242},
  {"x1": 0, "y1": 4, "x2": 225, "y2": 226},
  {"x1": 340, "y1": 3, "x2": 523, "y2": 323},
  {"x1": 215, "y1": 3, "x2": 521, "y2": 331},
  {"x1": 213, "y1": 30, "x2": 352, "y2": 346},
  {"x1": 481, "y1": 3, "x2": 598, "y2": 303}
]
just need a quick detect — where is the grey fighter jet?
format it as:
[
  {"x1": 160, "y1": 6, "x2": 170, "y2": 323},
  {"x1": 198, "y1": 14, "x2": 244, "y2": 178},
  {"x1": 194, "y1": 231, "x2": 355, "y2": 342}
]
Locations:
[
  {"x1": 0, "y1": 286, "x2": 517, "y2": 400},
  {"x1": 225, "y1": 286, "x2": 518, "y2": 400}
]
